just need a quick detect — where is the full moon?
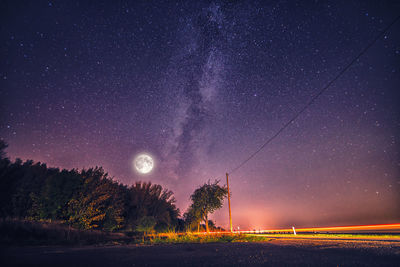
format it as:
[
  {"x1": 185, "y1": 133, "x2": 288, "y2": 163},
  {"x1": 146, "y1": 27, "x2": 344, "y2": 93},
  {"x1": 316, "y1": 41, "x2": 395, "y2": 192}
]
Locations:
[{"x1": 134, "y1": 154, "x2": 154, "y2": 174}]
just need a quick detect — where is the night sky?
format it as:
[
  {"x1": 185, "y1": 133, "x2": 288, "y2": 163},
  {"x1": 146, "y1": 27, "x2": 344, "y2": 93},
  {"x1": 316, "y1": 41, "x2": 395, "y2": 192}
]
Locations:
[{"x1": 1, "y1": 1, "x2": 399, "y2": 230}]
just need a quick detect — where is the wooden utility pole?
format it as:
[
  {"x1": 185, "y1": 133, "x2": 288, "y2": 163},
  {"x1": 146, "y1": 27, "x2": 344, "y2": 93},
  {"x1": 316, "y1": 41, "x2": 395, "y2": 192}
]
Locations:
[{"x1": 226, "y1": 173, "x2": 233, "y2": 232}]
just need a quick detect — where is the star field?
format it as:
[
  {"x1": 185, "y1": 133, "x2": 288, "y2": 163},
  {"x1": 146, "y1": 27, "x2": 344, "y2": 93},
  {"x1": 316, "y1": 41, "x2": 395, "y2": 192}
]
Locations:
[{"x1": 1, "y1": 1, "x2": 399, "y2": 229}]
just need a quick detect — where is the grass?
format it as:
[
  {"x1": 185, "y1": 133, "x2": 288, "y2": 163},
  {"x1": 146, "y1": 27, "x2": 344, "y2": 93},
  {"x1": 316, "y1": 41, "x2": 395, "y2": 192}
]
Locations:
[
  {"x1": 2, "y1": 218, "x2": 398, "y2": 246},
  {"x1": 145, "y1": 232, "x2": 399, "y2": 245},
  {"x1": 0, "y1": 218, "x2": 129, "y2": 246},
  {"x1": 147, "y1": 232, "x2": 272, "y2": 244},
  {"x1": 0, "y1": 218, "x2": 272, "y2": 246}
]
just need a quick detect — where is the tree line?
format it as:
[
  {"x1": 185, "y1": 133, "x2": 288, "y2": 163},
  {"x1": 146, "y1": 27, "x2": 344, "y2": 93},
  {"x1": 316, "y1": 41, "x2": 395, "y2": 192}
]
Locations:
[
  {"x1": 0, "y1": 140, "x2": 228, "y2": 233},
  {"x1": 0, "y1": 140, "x2": 180, "y2": 232}
]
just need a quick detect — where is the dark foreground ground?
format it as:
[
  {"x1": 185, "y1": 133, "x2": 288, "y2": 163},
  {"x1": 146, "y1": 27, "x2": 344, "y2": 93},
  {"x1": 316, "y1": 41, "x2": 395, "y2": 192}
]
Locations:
[{"x1": 1, "y1": 237, "x2": 400, "y2": 266}]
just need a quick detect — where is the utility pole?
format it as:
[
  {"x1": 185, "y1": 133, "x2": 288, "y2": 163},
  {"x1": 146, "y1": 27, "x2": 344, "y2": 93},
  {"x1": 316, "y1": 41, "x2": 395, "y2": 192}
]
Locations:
[{"x1": 226, "y1": 173, "x2": 233, "y2": 232}]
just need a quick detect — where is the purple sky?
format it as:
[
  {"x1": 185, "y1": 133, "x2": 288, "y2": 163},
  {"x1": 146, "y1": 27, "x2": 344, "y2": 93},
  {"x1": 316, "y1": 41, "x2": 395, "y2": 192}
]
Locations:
[{"x1": 1, "y1": 1, "x2": 399, "y2": 229}]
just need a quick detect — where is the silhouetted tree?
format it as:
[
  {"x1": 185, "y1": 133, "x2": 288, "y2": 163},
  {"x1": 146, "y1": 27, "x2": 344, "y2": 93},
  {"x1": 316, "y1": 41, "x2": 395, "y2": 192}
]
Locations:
[
  {"x1": 126, "y1": 182, "x2": 179, "y2": 232},
  {"x1": 183, "y1": 205, "x2": 202, "y2": 232},
  {"x1": 0, "y1": 140, "x2": 8, "y2": 160},
  {"x1": 188, "y1": 180, "x2": 228, "y2": 233}
]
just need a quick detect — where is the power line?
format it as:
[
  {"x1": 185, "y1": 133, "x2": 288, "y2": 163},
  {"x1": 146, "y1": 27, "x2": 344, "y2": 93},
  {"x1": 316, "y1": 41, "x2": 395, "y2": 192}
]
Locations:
[{"x1": 228, "y1": 14, "x2": 400, "y2": 175}]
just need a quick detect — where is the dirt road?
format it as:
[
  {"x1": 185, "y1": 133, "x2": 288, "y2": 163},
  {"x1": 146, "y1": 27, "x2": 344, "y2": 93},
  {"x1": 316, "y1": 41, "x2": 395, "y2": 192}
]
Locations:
[{"x1": 1, "y1": 237, "x2": 399, "y2": 266}]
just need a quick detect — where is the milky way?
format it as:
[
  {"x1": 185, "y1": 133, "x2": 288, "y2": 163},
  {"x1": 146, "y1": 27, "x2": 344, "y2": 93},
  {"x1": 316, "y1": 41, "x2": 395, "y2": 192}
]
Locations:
[
  {"x1": 1, "y1": 1, "x2": 399, "y2": 229},
  {"x1": 161, "y1": 3, "x2": 227, "y2": 180}
]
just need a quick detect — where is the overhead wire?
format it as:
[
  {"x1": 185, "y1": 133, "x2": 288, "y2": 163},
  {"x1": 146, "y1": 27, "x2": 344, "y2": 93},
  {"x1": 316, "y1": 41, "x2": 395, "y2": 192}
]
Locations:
[{"x1": 228, "y1": 14, "x2": 400, "y2": 175}]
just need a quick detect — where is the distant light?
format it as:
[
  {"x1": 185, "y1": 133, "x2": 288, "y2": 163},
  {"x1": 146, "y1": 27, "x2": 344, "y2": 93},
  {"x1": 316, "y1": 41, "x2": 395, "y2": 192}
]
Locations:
[{"x1": 292, "y1": 226, "x2": 297, "y2": 235}]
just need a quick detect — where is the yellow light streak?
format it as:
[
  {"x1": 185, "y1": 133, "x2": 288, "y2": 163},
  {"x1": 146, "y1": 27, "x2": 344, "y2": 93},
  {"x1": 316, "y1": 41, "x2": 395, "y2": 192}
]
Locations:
[{"x1": 237, "y1": 223, "x2": 400, "y2": 233}]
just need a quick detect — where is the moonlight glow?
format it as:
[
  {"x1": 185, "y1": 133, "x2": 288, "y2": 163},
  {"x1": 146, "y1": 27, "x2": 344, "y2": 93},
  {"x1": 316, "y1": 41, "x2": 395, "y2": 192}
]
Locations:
[{"x1": 134, "y1": 154, "x2": 154, "y2": 174}]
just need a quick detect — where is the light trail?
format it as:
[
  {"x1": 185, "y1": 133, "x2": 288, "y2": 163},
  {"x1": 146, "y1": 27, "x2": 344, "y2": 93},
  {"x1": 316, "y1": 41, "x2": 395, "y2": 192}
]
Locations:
[
  {"x1": 156, "y1": 223, "x2": 400, "y2": 237},
  {"x1": 237, "y1": 223, "x2": 400, "y2": 234}
]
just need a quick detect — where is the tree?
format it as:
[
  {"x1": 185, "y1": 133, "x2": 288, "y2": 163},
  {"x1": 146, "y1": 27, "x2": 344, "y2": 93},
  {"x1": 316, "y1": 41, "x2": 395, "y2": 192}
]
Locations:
[
  {"x1": 188, "y1": 180, "x2": 228, "y2": 233},
  {"x1": 0, "y1": 139, "x2": 179, "y2": 233},
  {"x1": 183, "y1": 205, "x2": 202, "y2": 232},
  {"x1": 67, "y1": 167, "x2": 115, "y2": 230},
  {"x1": 136, "y1": 216, "x2": 156, "y2": 236},
  {"x1": 126, "y1": 182, "x2": 179, "y2": 232},
  {"x1": 0, "y1": 139, "x2": 8, "y2": 160}
]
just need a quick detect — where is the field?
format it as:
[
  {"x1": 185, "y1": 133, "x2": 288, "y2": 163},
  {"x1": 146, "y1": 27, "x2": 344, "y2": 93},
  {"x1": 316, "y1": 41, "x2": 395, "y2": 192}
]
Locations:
[{"x1": 2, "y1": 234, "x2": 399, "y2": 266}]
